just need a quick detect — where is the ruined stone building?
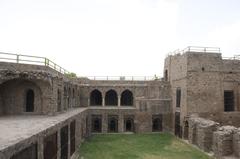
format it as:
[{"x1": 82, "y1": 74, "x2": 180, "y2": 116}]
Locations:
[{"x1": 0, "y1": 46, "x2": 240, "y2": 159}]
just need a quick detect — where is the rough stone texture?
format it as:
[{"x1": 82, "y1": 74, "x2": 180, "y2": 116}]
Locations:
[
  {"x1": 0, "y1": 108, "x2": 88, "y2": 159},
  {"x1": 213, "y1": 126, "x2": 237, "y2": 158},
  {"x1": 2, "y1": 49, "x2": 240, "y2": 159},
  {"x1": 233, "y1": 128, "x2": 240, "y2": 157},
  {"x1": 195, "y1": 117, "x2": 219, "y2": 152},
  {"x1": 165, "y1": 51, "x2": 240, "y2": 134}
]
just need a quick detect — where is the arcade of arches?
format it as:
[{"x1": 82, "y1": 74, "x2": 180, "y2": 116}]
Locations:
[{"x1": 89, "y1": 89, "x2": 133, "y2": 106}]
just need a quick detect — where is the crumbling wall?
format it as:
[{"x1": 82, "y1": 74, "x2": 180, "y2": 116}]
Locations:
[
  {"x1": 233, "y1": 128, "x2": 240, "y2": 157},
  {"x1": 196, "y1": 118, "x2": 219, "y2": 152},
  {"x1": 213, "y1": 126, "x2": 237, "y2": 158}
]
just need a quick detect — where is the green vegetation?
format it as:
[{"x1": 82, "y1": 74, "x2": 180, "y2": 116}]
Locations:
[
  {"x1": 65, "y1": 72, "x2": 77, "y2": 78},
  {"x1": 79, "y1": 133, "x2": 212, "y2": 159}
]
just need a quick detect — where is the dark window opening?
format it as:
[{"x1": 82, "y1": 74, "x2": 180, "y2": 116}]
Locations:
[
  {"x1": 44, "y1": 132, "x2": 57, "y2": 159},
  {"x1": 125, "y1": 118, "x2": 134, "y2": 132},
  {"x1": 152, "y1": 115, "x2": 162, "y2": 132},
  {"x1": 10, "y1": 144, "x2": 37, "y2": 159},
  {"x1": 164, "y1": 70, "x2": 168, "y2": 81},
  {"x1": 224, "y1": 90, "x2": 234, "y2": 111},
  {"x1": 72, "y1": 89, "x2": 75, "y2": 99},
  {"x1": 176, "y1": 88, "x2": 181, "y2": 108},
  {"x1": 61, "y1": 125, "x2": 68, "y2": 159},
  {"x1": 91, "y1": 116, "x2": 102, "y2": 133},
  {"x1": 108, "y1": 116, "x2": 118, "y2": 132},
  {"x1": 201, "y1": 67, "x2": 205, "y2": 71},
  {"x1": 57, "y1": 89, "x2": 61, "y2": 111},
  {"x1": 121, "y1": 90, "x2": 133, "y2": 106},
  {"x1": 70, "y1": 120, "x2": 76, "y2": 156},
  {"x1": 105, "y1": 90, "x2": 118, "y2": 106},
  {"x1": 26, "y1": 89, "x2": 34, "y2": 112},
  {"x1": 90, "y1": 90, "x2": 102, "y2": 106},
  {"x1": 175, "y1": 112, "x2": 182, "y2": 137}
]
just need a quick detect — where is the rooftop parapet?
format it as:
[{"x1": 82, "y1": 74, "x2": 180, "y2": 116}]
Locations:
[
  {"x1": 85, "y1": 76, "x2": 162, "y2": 81},
  {"x1": 0, "y1": 52, "x2": 70, "y2": 74},
  {"x1": 167, "y1": 46, "x2": 221, "y2": 56}
]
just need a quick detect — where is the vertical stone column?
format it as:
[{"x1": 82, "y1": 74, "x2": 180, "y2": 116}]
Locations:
[
  {"x1": 102, "y1": 97, "x2": 105, "y2": 107},
  {"x1": 87, "y1": 98, "x2": 90, "y2": 107},
  {"x1": 118, "y1": 96, "x2": 121, "y2": 107},
  {"x1": 119, "y1": 114, "x2": 124, "y2": 133},
  {"x1": 37, "y1": 136, "x2": 44, "y2": 159},
  {"x1": 57, "y1": 130, "x2": 61, "y2": 159},
  {"x1": 68, "y1": 123, "x2": 71, "y2": 159},
  {"x1": 103, "y1": 113, "x2": 108, "y2": 133}
]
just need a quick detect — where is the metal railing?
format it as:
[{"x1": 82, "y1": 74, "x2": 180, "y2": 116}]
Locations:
[
  {"x1": 0, "y1": 52, "x2": 70, "y2": 74},
  {"x1": 168, "y1": 46, "x2": 221, "y2": 56},
  {"x1": 86, "y1": 76, "x2": 161, "y2": 81},
  {"x1": 222, "y1": 55, "x2": 240, "y2": 60}
]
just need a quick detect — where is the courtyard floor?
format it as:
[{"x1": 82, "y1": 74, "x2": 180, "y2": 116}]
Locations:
[{"x1": 79, "y1": 133, "x2": 212, "y2": 159}]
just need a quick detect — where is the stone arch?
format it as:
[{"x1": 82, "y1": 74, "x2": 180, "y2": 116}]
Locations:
[
  {"x1": 0, "y1": 79, "x2": 43, "y2": 115},
  {"x1": 90, "y1": 89, "x2": 102, "y2": 106},
  {"x1": 108, "y1": 116, "x2": 118, "y2": 132},
  {"x1": 152, "y1": 115, "x2": 163, "y2": 132},
  {"x1": 121, "y1": 89, "x2": 133, "y2": 106},
  {"x1": 91, "y1": 115, "x2": 102, "y2": 133},
  {"x1": 105, "y1": 89, "x2": 118, "y2": 106}
]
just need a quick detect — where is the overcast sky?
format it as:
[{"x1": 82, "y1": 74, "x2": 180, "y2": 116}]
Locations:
[{"x1": 0, "y1": 0, "x2": 240, "y2": 77}]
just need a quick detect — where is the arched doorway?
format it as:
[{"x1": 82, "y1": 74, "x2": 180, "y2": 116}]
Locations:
[
  {"x1": 26, "y1": 89, "x2": 34, "y2": 112},
  {"x1": 121, "y1": 90, "x2": 133, "y2": 106},
  {"x1": 91, "y1": 115, "x2": 102, "y2": 133},
  {"x1": 152, "y1": 115, "x2": 162, "y2": 132},
  {"x1": 90, "y1": 90, "x2": 102, "y2": 106},
  {"x1": 108, "y1": 116, "x2": 118, "y2": 132},
  {"x1": 184, "y1": 121, "x2": 189, "y2": 140},
  {"x1": 105, "y1": 90, "x2": 118, "y2": 106},
  {"x1": 124, "y1": 118, "x2": 134, "y2": 132}
]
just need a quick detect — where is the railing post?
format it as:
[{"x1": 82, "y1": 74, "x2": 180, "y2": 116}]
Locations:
[
  {"x1": 44, "y1": 58, "x2": 46, "y2": 66},
  {"x1": 16, "y1": 55, "x2": 19, "y2": 63}
]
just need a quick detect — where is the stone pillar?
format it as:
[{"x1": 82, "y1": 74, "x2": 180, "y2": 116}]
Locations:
[
  {"x1": 87, "y1": 98, "x2": 90, "y2": 107},
  {"x1": 57, "y1": 130, "x2": 61, "y2": 159},
  {"x1": 37, "y1": 136, "x2": 44, "y2": 159},
  {"x1": 68, "y1": 123, "x2": 71, "y2": 159},
  {"x1": 103, "y1": 114, "x2": 108, "y2": 133},
  {"x1": 119, "y1": 115, "x2": 124, "y2": 133},
  {"x1": 102, "y1": 97, "x2": 105, "y2": 106},
  {"x1": 118, "y1": 96, "x2": 121, "y2": 107}
]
